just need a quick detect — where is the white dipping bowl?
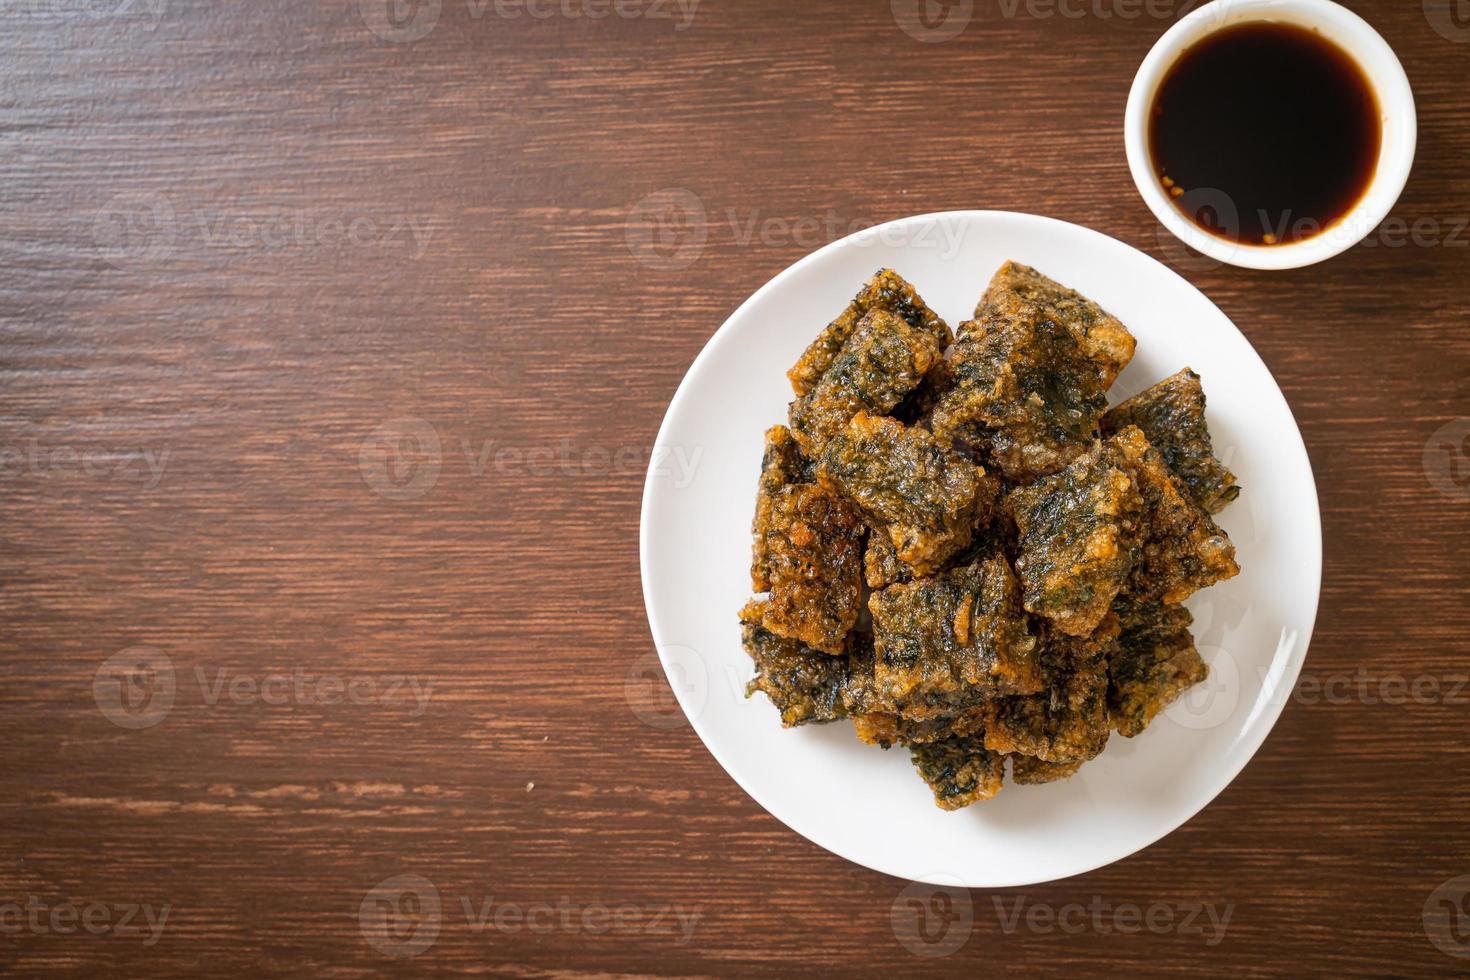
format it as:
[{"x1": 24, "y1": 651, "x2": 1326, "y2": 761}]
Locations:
[{"x1": 1124, "y1": 0, "x2": 1416, "y2": 271}]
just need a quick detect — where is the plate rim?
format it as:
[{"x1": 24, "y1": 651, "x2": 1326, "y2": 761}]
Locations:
[{"x1": 639, "y1": 208, "x2": 1322, "y2": 886}]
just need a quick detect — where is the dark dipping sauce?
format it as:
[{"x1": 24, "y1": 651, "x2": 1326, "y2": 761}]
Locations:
[{"x1": 1148, "y1": 22, "x2": 1381, "y2": 246}]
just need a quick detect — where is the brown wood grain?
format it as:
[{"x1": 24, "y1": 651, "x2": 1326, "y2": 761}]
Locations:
[{"x1": 0, "y1": 0, "x2": 1467, "y2": 974}]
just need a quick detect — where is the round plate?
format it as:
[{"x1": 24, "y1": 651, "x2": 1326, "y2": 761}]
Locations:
[{"x1": 639, "y1": 210, "x2": 1320, "y2": 887}]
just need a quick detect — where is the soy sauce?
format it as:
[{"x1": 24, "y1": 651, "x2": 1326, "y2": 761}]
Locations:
[{"x1": 1148, "y1": 22, "x2": 1381, "y2": 246}]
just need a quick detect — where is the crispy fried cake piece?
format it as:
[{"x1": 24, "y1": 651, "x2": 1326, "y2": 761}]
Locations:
[
  {"x1": 790, "y1": 310, "x2": 941, "y2": 454},
  {"x1": 977, "y1": 260, "x2": 1136, "y2": 388},
  {"x1": 892, "y1": 356, "x2": 957, "y2": 427},
  {"x1": 868, "y1": 557, "x2": 1041, "y2": 707},
  {"x1": 863, "y1": 512, "x2": 1013, "y2": 590},
  {"x1": 851, "y1": 704, "x2": 988, "y2": 749},
  {"x1": 751, "y1": 425, "x2": 815, "y2": 591},
  {"x1": 788, "y1": 269, "x2": 952, "y2": 396},
  {"x1": 819, "y1": 412, "x2": 999, "y2": 577},
  {"x1": 741, "y1": 618, "x2": 857, "y2": 727},
  {"x1": 1102, "y1": 368, "x2": 1239, "y2": 514},
  {"x1": 863, "y1": 534, "x2": 913, "y2": 590},
  {"x1": 931, "y1": 308, "x2": 1110, "y2": 482},
  {"x1": 747, "y1": 631, "x2": 976, "y2": 746},
  {"x1": 1105, "y1": 426, "x2": 1239, "y2": 604},
  {"x1": 1006, "y1": 443, "x2": 1144, "y2": 636},
  {"x1": 743, "y1": 482, "x2": 864, "y2": 654},
  {"x1": 983, "y1": 617, "x2": 1117, "y2": 764},
  {"x1": 1108, "y1": 600, "x2": 1207, "y2": 737},
  {"x1": 1010, "y1": 755, "x2": 1084, "y2": 785},
  {"x1": 743, "y1": 266, "x2": 1245, "y2": 808},
  {"x1": 910, "y1": 733, "x2": 1006, "y2": 810}
]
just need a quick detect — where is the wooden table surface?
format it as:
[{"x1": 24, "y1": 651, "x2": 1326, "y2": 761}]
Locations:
[{"x1": 2, "y1": 0, "x2": 1467, "y2": 974}]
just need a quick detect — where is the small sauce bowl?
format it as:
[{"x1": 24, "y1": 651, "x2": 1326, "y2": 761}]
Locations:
[{"x1": 1124, "y1": 0, "x2": 1416, "y2": 271}]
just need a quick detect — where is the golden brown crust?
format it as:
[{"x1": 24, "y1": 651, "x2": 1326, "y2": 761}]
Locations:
[
  {"x1": 744, "y1": 483, "x2": 864, "y2": 655},
  {"x1": 787, "y1": 268, "x2": 952, "y2": 396},
  {"x1": 1011, "y1": 755, "x2": 1085, "y2": 785},
  {"x1": 1105, "y1": 426, "x2": 1239, "y2": 604},
  {"x1": 789, "y1": 309, "x2": 941, "y2": 455},
  {"x1": 741, "y1": 264, "x2": 1240, "y2": 808},
  {"x1": 1005, "y1": 442, "x2": 1145, "y2": 637},
  {"x1": 932, "y1": 309, "x2": 1110, "y2": 483},
  {"x1": 750, "y1": 425, "x2": 814, "y2": 591},
  {"x1": 1107, "y1": 600, "x2": 1208, "y2": 737},
  {"x1": 868, "y1": 557, "x2": 1041, "y2": 706},
  {"x1": 978, "y1": 260, "x2": 1136, "y2": 388},
  {"x1": 983, "y1": 617, "x2": 1116, "y2": 764},
  {"x1": 1102, "y1": 368, "x2": 1239, "y2": 514},
  {"x1": 819, "y1": 412, "x2": 998, "y2": 577},
  {"x1": 910, "y1": 734, "x2": 1006, "y2": 810}
]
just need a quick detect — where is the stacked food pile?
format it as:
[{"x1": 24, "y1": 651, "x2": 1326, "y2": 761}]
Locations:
[{"x1": 740, "y1": 263, "x2": 1241, "y2": 809}]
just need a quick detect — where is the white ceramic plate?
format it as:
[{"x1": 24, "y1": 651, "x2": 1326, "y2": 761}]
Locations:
[{"x1": 639, "y1": 210, "x2": 1320, "y2": 887}]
